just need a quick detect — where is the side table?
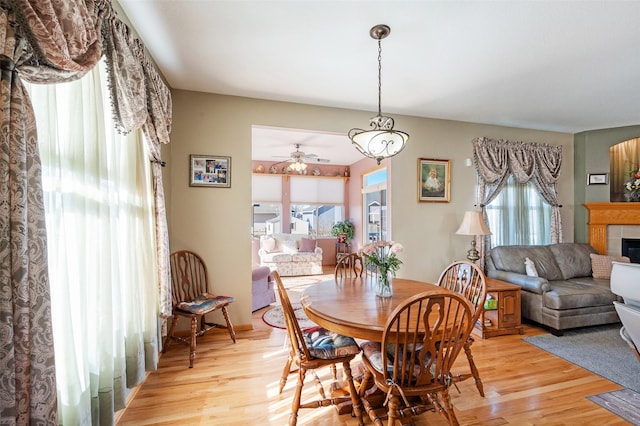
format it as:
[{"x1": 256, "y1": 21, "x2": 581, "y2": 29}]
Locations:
[{"x1": 473, "y1": 277, "x2": 524, "y2": 339}]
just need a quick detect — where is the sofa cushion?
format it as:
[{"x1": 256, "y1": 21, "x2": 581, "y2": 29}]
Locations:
[
  {"x1": 281, "y1": 239, "x2": 298, "y2": 254},
  {"x1": 543, "y1": 280, "x2": 619, "y2": 310},
  {"x1": 490, "y1": 245, "x2": 564, "y2": 281},
  {"x1": 292, "y1": 252, "x2": 322, "y2": 262},
  {"x1": 261, "y1": 252, "x2": 292, "y2": 263},
  {"x1": 590, "y1": 253, "x2": 630, "y2": 279},
  {"x1": 548, "y1": 243, "x2": 596, "y2": 279},
  {"x1": 262, "y1": 237, "x2": 278, "y2": 253},
  {"x1": 299, "y1": 237, "x2": 316, "y2": 252}
]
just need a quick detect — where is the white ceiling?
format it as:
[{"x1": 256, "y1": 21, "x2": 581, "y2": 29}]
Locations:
[{"x1": 118, "y1": 0, "x2": 640, "y2": 165}]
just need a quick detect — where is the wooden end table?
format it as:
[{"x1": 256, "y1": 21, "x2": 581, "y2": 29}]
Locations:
[{"x1": 473, "y1": 277, "x2": 524, "y2": 339}]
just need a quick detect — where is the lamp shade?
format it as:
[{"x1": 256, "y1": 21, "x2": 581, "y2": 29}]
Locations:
[{"x1": 455, "y1": 211, "x2": 491, "y2": 236}]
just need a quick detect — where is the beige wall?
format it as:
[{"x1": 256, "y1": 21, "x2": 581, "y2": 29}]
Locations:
[{"x1": 168, "y1": 90, "x2": 574, "y2": 327}]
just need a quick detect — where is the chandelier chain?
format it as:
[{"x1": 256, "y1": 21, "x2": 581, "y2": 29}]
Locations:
[{"x1": 377, "y1": 37, "x2": 382, "y2": 117}]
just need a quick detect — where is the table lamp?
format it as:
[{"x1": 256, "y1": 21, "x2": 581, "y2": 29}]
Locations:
[{"x1": 456, "y1": 211, "x2": 491, "y2": 262}]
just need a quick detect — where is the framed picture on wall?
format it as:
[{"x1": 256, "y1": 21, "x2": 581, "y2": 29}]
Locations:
[
  {"x1": 189, "y1": 154, "x2": 231, "y2": 188},
  {"x1": 587, "y1": 173, "x2": 608, "y2": 185},
  {"x1": 418, "y1": 158, "x2": 450, "y2": 202}
]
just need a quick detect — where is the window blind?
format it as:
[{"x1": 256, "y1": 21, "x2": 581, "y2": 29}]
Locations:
[{"x1": 290, "y1": 176, "x2": 344, "y2": 203}]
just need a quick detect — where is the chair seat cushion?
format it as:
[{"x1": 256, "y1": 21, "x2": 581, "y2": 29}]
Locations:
[
  {"x1": 303, "y1": 327, "x2": 360, "y2": 359},
  {"x1": 176, "y1": 293, "x2": 234, "y2": 314},
  {"x1": 361, "y1": 341, "x2": 429, "y2": 379}
]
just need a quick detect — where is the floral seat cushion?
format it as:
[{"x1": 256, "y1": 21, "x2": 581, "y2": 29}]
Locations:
[
  {"x1": 303, "y1": 326, "x2": 360, "y2": 359},
  {"x1": 361, "y1": 341, "x2": 430, "y2": 378},
  {"x1": 176, "y1": 293, "x2": 234, "y2": 314}
]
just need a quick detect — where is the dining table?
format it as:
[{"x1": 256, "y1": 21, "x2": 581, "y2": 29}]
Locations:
[{"x1": 300, "y1": 276, "x2": 452, "y2": 341}]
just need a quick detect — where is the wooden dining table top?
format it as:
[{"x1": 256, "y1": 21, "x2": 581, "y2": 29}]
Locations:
[{"x1": 300, "y1": 277, "x2": 451, "y2": 341}]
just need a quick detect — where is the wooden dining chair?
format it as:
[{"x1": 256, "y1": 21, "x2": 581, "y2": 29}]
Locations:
[
  {"x1": 359, "y1": 290, "x2": 474, "y2": 425},
  {"x1": 334, "y1": 252, "x2": 365, "y2": 280},
  {"x1": 273, "y1": 271, "x2": 364, "y2": 426},
  {"x1": 436, "y1": 260, "x2": 487, "y2": 396},
  {"x1": 163, "y1": 250, "x2": 236, "y2": 368}
]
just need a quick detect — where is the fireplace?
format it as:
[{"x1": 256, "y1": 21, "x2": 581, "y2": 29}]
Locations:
[
  {"x1": 622, "y1": 238, "x2": 640, "y2": 264},
  {"x1": 583, "y1": 202, "x2": 640, "y2": 255}
]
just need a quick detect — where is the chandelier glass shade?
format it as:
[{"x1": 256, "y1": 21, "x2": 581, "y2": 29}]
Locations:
[
  {"x1": 288, "y1": 159, "x2": 307, "y2": 172},
  {"x1": 349, "y1": 24, "x2": 409, "y2": 165}
]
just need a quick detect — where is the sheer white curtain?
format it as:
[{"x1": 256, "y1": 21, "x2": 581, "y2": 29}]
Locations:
[
  {"x1": 27, "y1": 60, "x2": 159, "y2": 424},
  {"x1": 485, "y1": 175, "x2": 552, "y2": 246}
]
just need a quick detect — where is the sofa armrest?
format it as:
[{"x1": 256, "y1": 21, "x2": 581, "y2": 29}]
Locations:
[
  {"x1": 252, "y1": 265, "x2": 272, "y2": 282},
  {"x1": 488, "y1": 270, "x2": 551, "y2": 294}
]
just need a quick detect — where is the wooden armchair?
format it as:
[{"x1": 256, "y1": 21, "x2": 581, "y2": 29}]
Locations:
[
  {"x1": 334, "y1": 252, "x2": 365, "y2": 280},
  {"x1": 436, "y1": 260, "x2": 487, "y2": 396},
  {"x1": 273, "y1": 271, "x2": 364, "y2": 426},
  {"x1": 359, "y1": 290, "x2": 474, "y2": 425},
  {"x1": 163, "y1": 250, "x2": 236, "y2": 368}
]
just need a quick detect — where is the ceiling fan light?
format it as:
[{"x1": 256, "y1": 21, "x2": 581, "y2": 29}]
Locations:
[{"x1": 288, "y1": 160, "x2": 307, "y2": 172}]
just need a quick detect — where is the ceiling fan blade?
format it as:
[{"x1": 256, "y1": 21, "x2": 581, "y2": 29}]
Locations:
[{"x1": 307, "y1": 157, "x2": 330, "y2": 163}]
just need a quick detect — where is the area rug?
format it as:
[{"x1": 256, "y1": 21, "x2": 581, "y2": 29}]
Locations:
[
  {"x1": 587, "y1": 388, "x2": 640, "y2": 424},
  {"x1": 523, "y1": 324, "x2": 640, "y2": 392},
  {"x1": 280, "y1": 272, "x2": 333, "y2": 289},
  {"x1": 262, "y1": 302, "x2": 318, "y2": 330}
]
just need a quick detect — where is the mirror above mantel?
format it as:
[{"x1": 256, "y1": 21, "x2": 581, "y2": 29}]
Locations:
[{"x1": 610, "y1": 137, "x2": 640, "y2": 201}]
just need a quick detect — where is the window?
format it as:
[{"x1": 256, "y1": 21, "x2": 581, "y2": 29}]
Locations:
[
  {"x1": 252, "y1": 202, "x2": 281, "y2": 237},
  {"x1": 290, "y1": 204, "x2": 344, "y2": 238},
  {"x1": 362, "y1": 168, "x2": 388, "y2": 243},
  {"x1": 252, "y1": 174, "x2": 345, "y2": 238},
  {"x1": 485, "y1": 175, "x2": 552, "y2": 246}
]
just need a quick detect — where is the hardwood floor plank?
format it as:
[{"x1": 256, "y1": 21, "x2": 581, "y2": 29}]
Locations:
[{"x1": 117, "y1": 309, "x2": 630, "y2": 425}]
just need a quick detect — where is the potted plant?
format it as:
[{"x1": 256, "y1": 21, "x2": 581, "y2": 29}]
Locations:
[{"x1": 331, "y1": 219, "x2": 355, "y2": 244}]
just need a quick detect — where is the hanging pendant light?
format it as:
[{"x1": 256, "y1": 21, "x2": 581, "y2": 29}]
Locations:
[{"x1": 349, "y1": 24, "x2": 409, "y2": 165}]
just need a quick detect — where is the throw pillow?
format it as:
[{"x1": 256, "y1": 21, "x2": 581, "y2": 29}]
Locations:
[
  {"x1": 524, "y1": 257, "x2": 538, "y2": 277},
  {"x1": 590, "y1": 253, "x2": 630, "y2": 279},
  {"x1": 281, "y1": 239, "x2": 298, "y2": 254},
  {"x1": 299, "y1": 237, "x2": 316, "y2": 252},
  {"x1": 262, "y1": 237, "x2": 277, "y2": 253}
]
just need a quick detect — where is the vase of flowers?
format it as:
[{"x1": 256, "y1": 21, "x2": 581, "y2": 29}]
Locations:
[
  {"x1": 360, "y1": 240, "x2": 403, "y2": 298},
  {"x1": 625, "y1": 168, "x2": 640, "y2": 202}
]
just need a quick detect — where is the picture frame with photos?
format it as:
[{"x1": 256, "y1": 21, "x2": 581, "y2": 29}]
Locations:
[{"x1": 190, "y1": 155, "x2": 231, "y2": 188}]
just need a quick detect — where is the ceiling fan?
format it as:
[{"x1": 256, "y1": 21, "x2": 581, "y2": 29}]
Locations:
[{"x1": 272, "y1": 144, "x2": 330, "y2": 165}]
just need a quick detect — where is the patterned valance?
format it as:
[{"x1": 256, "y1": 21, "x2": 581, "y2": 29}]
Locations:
[{"x1": 4, "y1": 0, "x2": 172, "y2": 141}]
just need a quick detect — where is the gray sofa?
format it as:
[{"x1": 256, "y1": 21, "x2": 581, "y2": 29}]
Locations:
[{"x1": 486, "y1": 243, "x2": 621, "y2": 335}]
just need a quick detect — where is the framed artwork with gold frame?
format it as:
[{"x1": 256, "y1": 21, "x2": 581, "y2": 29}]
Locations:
[{"x1": 418, "y1": 158, "x2": 450, "y2": 202}]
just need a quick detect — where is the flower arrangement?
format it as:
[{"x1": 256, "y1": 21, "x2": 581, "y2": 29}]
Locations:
[
  {"x1": 360, "y1": 240, "x2": 403, "y2": 297},
  {"x1": 625, "y1": 168, "x2": 640, "y2": 201}
]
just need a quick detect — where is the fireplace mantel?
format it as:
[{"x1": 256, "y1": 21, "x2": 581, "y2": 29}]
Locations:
[{"x1": 583, "y1": 202, "x2": 640, "y2": 254}]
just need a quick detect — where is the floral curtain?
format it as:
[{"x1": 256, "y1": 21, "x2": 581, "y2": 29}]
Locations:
[
  {"x1": 472, "y1": 137, "x2": 563, "y2": 267},
  {"x1": 0, "y1": 1, "x2": 172, "y2": 423}
]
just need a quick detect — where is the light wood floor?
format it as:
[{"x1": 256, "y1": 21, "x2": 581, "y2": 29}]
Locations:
[{"x1": 117, "y1": 304, "x2": 630, "y2": 425}]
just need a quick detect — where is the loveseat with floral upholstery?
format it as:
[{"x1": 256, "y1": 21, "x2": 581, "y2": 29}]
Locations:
[{"x1": 258, "y1": 234, "x2": 323, "y2": 276}]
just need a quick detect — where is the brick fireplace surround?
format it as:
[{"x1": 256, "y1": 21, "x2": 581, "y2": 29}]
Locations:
[{"x1": 583, "y1": 202, "x2": 640, "y2": 254}]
